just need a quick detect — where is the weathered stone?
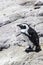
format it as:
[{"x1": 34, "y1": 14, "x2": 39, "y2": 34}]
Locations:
[{"x1": 0, "y1": 0, "x2": 43, "y2": 65}]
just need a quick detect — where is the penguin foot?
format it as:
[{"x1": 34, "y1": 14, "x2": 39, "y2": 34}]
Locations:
[
  {"x1": 25, "y1": 47, "x2": 33, "y2": 53},
  {"x1": 35, "y1": 46, "x2": 41, "y2": 52}
]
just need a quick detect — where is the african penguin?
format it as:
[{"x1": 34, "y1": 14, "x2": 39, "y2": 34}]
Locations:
[{"x1": 17, "y1": 23, "x2": 41, "y2": 53}]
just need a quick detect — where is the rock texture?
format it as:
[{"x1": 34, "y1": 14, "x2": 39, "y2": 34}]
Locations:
[{"x1": 0, "y1": 0, "x2": 43, "y2": 65}]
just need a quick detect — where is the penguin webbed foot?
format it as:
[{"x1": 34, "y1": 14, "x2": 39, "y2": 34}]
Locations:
[
  {"x1": 35, "y1": 45, "x2": 41, "y2": 52},
  {"x1": 25, "y1": 46, "x2": 33, "y2": 53},
  {"x1": 25, "y1": 45, "x2": 41, "y2": 53}
]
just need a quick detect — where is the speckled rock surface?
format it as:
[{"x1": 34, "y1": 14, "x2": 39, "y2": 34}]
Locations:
[{"x1": 0, "y1": 0, "x2": 43, "y2": 65}]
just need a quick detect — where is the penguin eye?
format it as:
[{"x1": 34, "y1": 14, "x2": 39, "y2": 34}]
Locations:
[{"x1": 23, "y1": 26, "x2": 26, "y2": 29}]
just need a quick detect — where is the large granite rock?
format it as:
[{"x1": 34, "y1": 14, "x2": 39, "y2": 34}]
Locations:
[{"x1": 0, "y1": 0, "x2": 43, "y2": 65}]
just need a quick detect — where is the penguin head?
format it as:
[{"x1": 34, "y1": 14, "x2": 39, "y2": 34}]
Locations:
[{"x1": 17, "y1": 23, "x2": 30, "y2": 35}]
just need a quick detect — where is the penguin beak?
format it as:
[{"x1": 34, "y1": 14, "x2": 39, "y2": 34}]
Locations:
[{"x1": 17, "y1": 24, "x2": 23, "y2": 29}]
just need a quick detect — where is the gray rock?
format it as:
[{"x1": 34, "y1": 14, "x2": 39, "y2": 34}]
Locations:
[
  {"x1": 35, "y1": 1, "x2": 43, "y2": 6},
  {"x1": 0, "y1": 0, "x2": 43, "y2": 65}
]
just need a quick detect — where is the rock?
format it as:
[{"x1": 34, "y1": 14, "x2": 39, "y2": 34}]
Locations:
[
  {"x1": 37, "y1": 6, "x2": 43, "y2": 16},
  {"x1": 0, "y1": 0, "x2": 43, "y2": 65},
  {"x1": 34, "y1": 6, "x2": 40, "y2": 9},
  {"x1": 35, "y1": 0, "x2": 43, "y2": 6}
]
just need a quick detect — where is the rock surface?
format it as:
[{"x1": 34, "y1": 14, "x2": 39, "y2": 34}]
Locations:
[{"x1": 0, "y1": 0, "x2": 43, "y2": 65}]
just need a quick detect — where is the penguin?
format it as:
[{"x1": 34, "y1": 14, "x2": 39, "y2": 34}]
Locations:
[{"x1": 17, "y1": 23, "x2": 41, "y2": 53}]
